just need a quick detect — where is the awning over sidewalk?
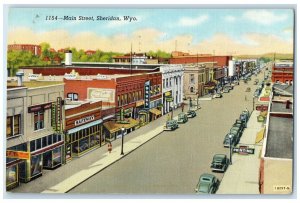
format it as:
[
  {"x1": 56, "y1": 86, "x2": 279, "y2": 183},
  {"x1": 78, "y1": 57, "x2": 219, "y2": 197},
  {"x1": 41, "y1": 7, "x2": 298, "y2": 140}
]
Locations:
[
  {"x1": 104, "y1": 118, "x2": 139, "y2": 133},
  {"x1": 255, "y1": 127, "x2": 265, "y2": 144},
  {"x1": 149, "y1": 108, "x2": 162, "y2": 116}
]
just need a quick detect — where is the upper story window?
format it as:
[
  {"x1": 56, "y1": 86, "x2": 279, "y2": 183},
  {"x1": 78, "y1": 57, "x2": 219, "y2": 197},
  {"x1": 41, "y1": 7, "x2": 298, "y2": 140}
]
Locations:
[
  {"x1": 163, "y1": 79, "x2": 165, "y2": 88},
  {"x1": 7, "y1": 114, "x2": 21, "y2": 139},
  {"x1": 166, "y1": 78, "x2": 169, "y2": 88},
  {"x1": 190, "y1": 74, "x2": 195, "y2": 84},
  {"x1": 67, "y1": 93, "x2": 78, "y2": 101},
  {"x1": 34, "y1": 111, "x2": 44, "y2": 131}
]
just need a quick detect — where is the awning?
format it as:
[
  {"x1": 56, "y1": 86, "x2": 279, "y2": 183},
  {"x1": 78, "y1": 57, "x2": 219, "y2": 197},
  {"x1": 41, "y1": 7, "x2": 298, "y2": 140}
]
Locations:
[
  {"x1": 149, "y1": 108, "x2": 162, "y2": 116},
  {"x1": 255, "y1": 127, "x2": 265, "y2": 143},
  {"x1": 67, "y1": 119, "x2": 103, "y2": 134},
  {"x1": 104, "y1": 118, "x2": 139, "y2": 134}
]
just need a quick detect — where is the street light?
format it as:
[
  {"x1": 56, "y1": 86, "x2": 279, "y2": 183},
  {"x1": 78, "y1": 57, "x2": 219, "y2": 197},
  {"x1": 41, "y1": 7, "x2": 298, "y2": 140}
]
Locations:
[
  {"x1": 120, "y1": 126, "x2": 125, "y2": 155},
  {"x1": 170, "y1": 102, "x2": 174, "y2": 119},
  {"x1": 229, "y1": 134, "x2": 233, "y2": 165}
]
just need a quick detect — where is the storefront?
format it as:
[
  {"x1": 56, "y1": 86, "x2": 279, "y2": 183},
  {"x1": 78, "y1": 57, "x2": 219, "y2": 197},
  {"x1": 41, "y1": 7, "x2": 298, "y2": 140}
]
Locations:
[
  {"x1": 65, "y1": 101, "x2": 103, "y2": 159},
  {"x1": 65, "y1": 120, "x2": 102, "y2": 158},
  {"x1": 6, "y1": 158, "x2": 23, "y2": 190},
  {"x1": 103, "y1": 118, "x2": 139, "y2": 141}
]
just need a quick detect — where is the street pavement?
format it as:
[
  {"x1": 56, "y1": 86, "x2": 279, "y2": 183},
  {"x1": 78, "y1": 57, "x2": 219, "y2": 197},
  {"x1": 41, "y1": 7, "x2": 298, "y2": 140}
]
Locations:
[{"x1": 9, "y1": 71, "x2": 265, "y2": 195}]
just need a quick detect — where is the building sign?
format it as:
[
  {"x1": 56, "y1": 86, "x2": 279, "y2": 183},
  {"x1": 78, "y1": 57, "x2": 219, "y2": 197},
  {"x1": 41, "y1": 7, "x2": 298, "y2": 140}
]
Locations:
[
  {"x1": 88, "y1": 88, "x2": 115, "y2": 103},
  {"x1": 144, "y1": 80, "x2": 150, "y2": 109},
  {"x1": 6, "y1": 150, "x2": 30, "y2": 160},
  {"x1": 74, "y1": 115, "x2": 95, "y2": 126},
  {"x1": 28, "y1": 102, "x2": 52, "y2": 113},
  {"x1": 233, "y1": 146, "x2": 255, "y2": 155}
]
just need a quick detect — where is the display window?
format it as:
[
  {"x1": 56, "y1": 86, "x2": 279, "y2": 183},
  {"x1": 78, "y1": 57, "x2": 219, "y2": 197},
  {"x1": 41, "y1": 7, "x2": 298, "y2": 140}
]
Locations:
[
  {"x1": 31, "y1": 154, "x2": 42, "y2": 177},
  {"x1": 52, "y1": 147, "x2": 62, "y2": 167},
  {"x1": 6, "y1": 165, "x2": 18, "y2": 187}
]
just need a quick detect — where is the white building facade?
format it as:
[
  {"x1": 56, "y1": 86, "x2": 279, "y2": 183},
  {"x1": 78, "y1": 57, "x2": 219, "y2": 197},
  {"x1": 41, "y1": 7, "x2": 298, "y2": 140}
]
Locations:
[{"x1": 160, "y1": 64, "x2": 184, "y2": 115}]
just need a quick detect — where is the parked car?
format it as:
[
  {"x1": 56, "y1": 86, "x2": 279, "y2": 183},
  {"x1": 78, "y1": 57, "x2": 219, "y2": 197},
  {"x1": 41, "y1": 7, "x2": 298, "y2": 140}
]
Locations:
[
  {"x1": 224, "y1": 84, "x2": 233, "y2": 90},
  {"x1": 245, "y1": 87, "x2": 251, "y2": 92},
  {"x1": 164, "y1": 119, "x2": 178, "y2": 131},
  {"x1": 230, "y1": 126, "x2": 243, "y2": 139},
  {"x1": 233, "y1": 80, "x2": 239, "y2": 85},
  {"x1": 187, "y1": 110, "x2": 196, "y2": 118},
  {"x1": 233, "y1": 119, "x2": 246, "y2": 131},
  {"x1": 240, "y1": 110, "x2": 250, "y2": 123},
  {"x1": 177, "y1": 113, "x2": 188, "y2": 124},
  {"x1": 223, "y1": 133, "x2": 239, "y2": 147},
  {"x1": 195, "y1": 173, "x2": 219, "y2": 194},
  {"x1": 223, "y1": 88, "x2": 230, "y2": 93},
  {"x1": 254, "y1": 90, "x2": 260, "y2": 98},
  {"x1": 210, "y1": 154, "x2": 230, "y2": 173},
  {"x1": 213, "y1": 93, "x2": 222, "y2": 98}
]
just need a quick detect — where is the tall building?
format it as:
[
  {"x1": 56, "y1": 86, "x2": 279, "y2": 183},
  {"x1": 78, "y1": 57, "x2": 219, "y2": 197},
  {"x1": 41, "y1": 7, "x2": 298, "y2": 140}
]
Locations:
[{"x1": 8, "y1": 44, "x2": 42, "y2": 56}]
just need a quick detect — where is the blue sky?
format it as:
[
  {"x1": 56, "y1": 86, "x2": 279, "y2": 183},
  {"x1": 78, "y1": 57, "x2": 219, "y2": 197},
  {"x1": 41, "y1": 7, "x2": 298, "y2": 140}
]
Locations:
[{"x1": 7, "y1": 8, "x2": 294, "y2": 54}]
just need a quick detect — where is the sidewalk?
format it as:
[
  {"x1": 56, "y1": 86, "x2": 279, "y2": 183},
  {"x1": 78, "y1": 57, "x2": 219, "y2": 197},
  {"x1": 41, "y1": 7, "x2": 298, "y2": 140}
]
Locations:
[
  {"x1": 10, "y1": 106, "x2": 187, "y2": 194},
  {"x1": 217, "y1": 110, "x2": 264, "y2": 194}
]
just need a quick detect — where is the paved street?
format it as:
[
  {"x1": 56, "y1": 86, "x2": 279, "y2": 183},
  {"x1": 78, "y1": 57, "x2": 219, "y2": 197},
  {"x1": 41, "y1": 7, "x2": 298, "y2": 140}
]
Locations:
[{"x1": 69, "y1": 75, "x2": 262, "y2": 194}]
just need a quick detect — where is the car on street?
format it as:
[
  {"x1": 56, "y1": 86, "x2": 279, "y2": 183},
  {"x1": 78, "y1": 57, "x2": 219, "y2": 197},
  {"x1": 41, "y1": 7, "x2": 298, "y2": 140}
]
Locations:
[
  {"x1": 233, "y1": 119, "x2": 246, "y2": 131},
  {"x1": 187, "y1": 110, "x2": 196, "y2": 118},
  {"x1": 223, "y1": 133, "x2": 239, "y2": 147},
  {"x1": 177, "y1": 113, "x2": 188, "y2": 124},
  {"x1": 224, "y1": 84, "x2": 233, "y2": 90},
  {"x1": 245, "y1": 87, "x2": 251, "y2": 92},
  {"x1": 240, "y1": 110, "x2": 250, "y2": 123},
  {"x1": 230, "y1": 126, "x2": 243, "y2": 139},
  {"x1": 195, "y1": 173, "x2": 219, "y2": 194},
  {"x1": 164, "y1": 119, "x2": 178, "y2": 131},
  {"x1": 254, "y1": 90, "x2": 260, "y2": 98},
  {"x1": 233, "y1": 80, "x2": 239, "y2": 85},
  {"x1": 213, "y1": 93, "x2": 222, "y2": 98},
  {"x1": 210, "y1": 154, "x2": 230, "y2": 173},
  {"x1": 223, "y1": 88, "x2": 230, "y2": 93}
]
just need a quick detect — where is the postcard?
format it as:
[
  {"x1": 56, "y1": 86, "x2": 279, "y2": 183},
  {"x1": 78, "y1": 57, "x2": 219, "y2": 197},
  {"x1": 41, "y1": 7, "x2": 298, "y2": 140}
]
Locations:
[{"x1": 4, "y1": 5, "x2": 294, "y2": 196}]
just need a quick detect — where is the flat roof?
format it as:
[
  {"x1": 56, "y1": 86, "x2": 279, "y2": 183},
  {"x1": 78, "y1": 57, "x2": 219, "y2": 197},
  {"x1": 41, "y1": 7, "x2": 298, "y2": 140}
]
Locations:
[
  {"x1": 273, "y1": 84, "x2": 293, "y2": 95},
  {"x1": 7, "y1": 81, "x2": 64, "y2": 88},
  {"x1": 265, "y1": 116, "x2": 293, "y2": 159},
  {"x1": 271, "y1": 102, "x2": 293, "y2": 113}
]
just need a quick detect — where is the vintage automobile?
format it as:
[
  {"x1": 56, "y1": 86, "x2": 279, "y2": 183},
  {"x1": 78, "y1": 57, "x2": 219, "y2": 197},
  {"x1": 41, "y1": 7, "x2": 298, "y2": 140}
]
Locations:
[
  {"x1": 195, "y1": 173, "x2": 219, "y2": 194},
  {"x1": 210, "y1": 154, "x2": 230, "y2": 173},
  {"x1": 177, "y1": 113, "x2": 188, "y2": 124},
  {"x1": 224, "y1": 84, "x2": 233, "y2": 90},
  {"x1": 213, "y1": 93, "x2": 222, "y2": 98},
  {"x1": 187, "y1": 110, "x2": 196, "y2": 118},
  {"x1": 164, "y1": 119, "x2": 178, "y2": 131},
  {"x1": 240, "y1": 110, "x2": 250, "y2": 122},
  {"x1": 254, "y1": 90, "x2": 260, "y2": 98},
  {"x1": 233, "y1": 80, "x2": 239, "y2": 85},
  {"x1": 223, "y1": 88, "x2": 230, "y2": 93},
  {"x1": 233, "y1": 119, "x2": 246, "y2": 131},
  {"x1": 230, "y1": 126, "x2": 243, "y2": 139},
  {"x1": 223, "y1": 133, "x2": 239, "y2": 147}
]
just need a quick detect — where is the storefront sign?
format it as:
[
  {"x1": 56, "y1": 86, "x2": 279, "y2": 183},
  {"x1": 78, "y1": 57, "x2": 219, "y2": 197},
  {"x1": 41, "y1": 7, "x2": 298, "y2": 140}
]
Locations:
[
  {"x1": 28, "y1": 102, "x2": 52, "y2": 113},
  {"x1": 6, "y1": 150, "x2": 30, "y2": 160},
  {"x1": 233, "y1": 146, "x2": 255, "y2": 155},
  {"x1": 144, "y1": 80, "x2": 150, "y2": 109},
  {"x1": 75, "y1": 115, "x2": 95, "y2": 126}
]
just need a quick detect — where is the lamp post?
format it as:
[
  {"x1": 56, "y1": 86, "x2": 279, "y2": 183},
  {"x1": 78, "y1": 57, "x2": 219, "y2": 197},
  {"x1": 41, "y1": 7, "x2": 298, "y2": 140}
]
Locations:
[
  {"x1": 196, "y1": 92, "x2": 199, "y2": 109},
  {"x1": 171, "y1": 102, "x2": 174, "y2": 119},
  {"x1": 120, "y1": 126, "x2": 125, "y2": 155},
  {"x1": 229, "y1": 134, "x2": 233, "y2": 165}
]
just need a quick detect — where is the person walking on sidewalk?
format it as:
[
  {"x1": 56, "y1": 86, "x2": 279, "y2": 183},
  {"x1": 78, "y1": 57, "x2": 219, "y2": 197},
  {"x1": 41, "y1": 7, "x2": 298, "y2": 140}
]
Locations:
[{"x1": 108, "y1": 142, "x2": 112, "y2": 153}]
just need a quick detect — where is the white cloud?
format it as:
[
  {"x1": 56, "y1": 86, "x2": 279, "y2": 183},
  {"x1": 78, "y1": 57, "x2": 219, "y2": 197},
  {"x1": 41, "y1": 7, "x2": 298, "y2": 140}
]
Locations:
[
  {"x1": 178, "y1": 15, "x2": 208, "y2": 26},
  {"x1": 224, "y1": 15, "x2": 236, "y2": 22},
  {"x1": 243, "y1": 10, "x2": 288, "y2": 25}
]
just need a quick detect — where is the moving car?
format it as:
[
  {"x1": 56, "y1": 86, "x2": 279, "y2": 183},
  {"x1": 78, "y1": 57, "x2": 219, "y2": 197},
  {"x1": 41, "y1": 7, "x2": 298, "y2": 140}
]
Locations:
[
  {"x1": 210, "y1": 154, "x2": 230, "y2": 173},
  {"x1": 213, "y1": 93, "x2": 222, "y2": 98},
  {"x1": 177, "y1": 113, "x2": 188, "y2": 124},
  {"x1": 164, "y1": 119, "x2": 178, "y2": 131},
  {"x1": 195, "y1": 173, "x2": 219, "y2": 194},
  {"x1": 223, "y1": 133, "x2": 239, "y2": 147},
  {"x1": 187, "y1": 110, "x2": 196, "y2": 118}
]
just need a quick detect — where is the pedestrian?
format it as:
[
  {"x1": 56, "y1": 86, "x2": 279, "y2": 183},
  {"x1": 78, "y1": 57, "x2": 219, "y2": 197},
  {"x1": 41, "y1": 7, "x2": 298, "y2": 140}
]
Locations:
[
  {"x1": 108, "y1": 142, "x2": 112, "y2": 153},
  {"x1": 181, "y1": 102, "x2": 184, "y2": 112}
]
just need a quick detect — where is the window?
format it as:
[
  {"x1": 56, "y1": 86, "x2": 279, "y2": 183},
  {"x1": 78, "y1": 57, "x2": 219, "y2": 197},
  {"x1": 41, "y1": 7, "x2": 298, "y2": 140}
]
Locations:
[
  {"x1": 163, "y1": 79, "x2": 165, "y2": 88},
  {"x1": 48, "y1": 135, "x2": 53, "y2": 145},
  {"x1": 117, "y1": 96, "x2": 121, "y2": 107},
  {"x1": 6, "y1": 114, "x2": 21, "y2": 138},
  {"x1": 36, "y1": 139, "x2": 41, "y2": 150},
  {"x1": 42, "y1": 137, "x2": 47, "y2": 147},
  {"x1": 190, "y1": 87, "x2": 194, "y2": 93},
  {"x1": 67, "y1": 93, "x2": 78, "y2": 101},
  {"x1": 190, "y1": 74, "x2": 195, "y2": 84},
  {"x1": 30, "y1": 140, "x2": 36, "y2": 152},
  {"x1": 166, "y1": 78, "x2": 169, "y2": 88},
  {"x1": 34, "y1": 111, "x2": 44, "y2": 131}
]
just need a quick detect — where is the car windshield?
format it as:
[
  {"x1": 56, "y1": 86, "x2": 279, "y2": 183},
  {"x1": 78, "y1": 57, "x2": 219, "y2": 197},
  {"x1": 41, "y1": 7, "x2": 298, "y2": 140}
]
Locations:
[{"x1": 201, "y1": 177, "x2": 211, "y2": 182}]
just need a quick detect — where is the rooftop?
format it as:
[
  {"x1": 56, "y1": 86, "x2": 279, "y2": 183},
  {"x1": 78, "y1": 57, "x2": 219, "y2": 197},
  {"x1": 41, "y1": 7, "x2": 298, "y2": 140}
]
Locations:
[
  {"x1": 271, "y1": 101, "x2": 293, "y2": 113},
  {"x1": 265, "y1": 115, "x2": 293, "y2": 159},
  {"x1": 7, "y1": 81, "x2": 64, "y2": 88},
  {"x1": 273, "y1": 84, "x2": 293, "y2": 96}
]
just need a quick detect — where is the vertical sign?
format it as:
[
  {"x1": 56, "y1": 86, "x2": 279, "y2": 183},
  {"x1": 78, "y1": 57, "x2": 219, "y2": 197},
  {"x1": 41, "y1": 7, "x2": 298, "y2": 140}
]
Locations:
[{"x1": 144, "y1": 80, "x2": 150, "y2": 109}]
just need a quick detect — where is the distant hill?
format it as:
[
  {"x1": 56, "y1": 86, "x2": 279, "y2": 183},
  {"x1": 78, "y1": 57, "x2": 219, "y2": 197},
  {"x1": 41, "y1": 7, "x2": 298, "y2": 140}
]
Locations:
[{"x1": 234, "y1": 53, "x2": 293, "y2": 60}]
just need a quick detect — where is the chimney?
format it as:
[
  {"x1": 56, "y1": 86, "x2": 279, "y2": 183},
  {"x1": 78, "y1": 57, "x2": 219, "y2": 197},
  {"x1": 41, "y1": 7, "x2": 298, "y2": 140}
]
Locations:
[
  {"x1": 65, "y1": 50, "x2": 72, "y2": 66},
  {"x1": 16, "y1": 71, "x2": 24, "y2": 86}
]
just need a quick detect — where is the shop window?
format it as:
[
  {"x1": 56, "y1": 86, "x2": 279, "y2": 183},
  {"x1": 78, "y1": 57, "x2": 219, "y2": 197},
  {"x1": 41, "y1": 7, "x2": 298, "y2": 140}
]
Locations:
[
  {"x1": 58, "y1": 134, "x2": 61, "y2": 142},
  {"x1": 67, "y1": 93, "x2": 78, "y2": 101},
  {"x1": 34, "y1": 111, "x2": 44, "y2": 131},
  {"x1": 31, "y1": 155, "x2": 42, "y2": 177}
]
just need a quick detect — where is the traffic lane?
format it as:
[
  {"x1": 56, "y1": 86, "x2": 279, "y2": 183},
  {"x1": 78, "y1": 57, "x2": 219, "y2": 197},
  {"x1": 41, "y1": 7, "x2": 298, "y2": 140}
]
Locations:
[{"x1": 69, "y1": 78, "x2": 255, "y2": 194}]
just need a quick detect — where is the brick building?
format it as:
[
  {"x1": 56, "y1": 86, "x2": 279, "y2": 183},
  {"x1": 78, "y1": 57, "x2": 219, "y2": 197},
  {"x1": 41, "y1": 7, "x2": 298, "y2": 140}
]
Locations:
[
  {"x1": 271, "y1": 62, "x2": 293, "y2": 85},
  {"x1": 169, "y1": 51, "x2": 232, "y2": 67},
  {"x1": 8, "y1": 44, "x2": 42, "y2": 56}
]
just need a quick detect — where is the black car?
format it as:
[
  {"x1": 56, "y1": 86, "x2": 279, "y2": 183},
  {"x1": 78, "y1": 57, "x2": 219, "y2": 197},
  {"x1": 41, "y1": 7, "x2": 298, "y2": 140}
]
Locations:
[
  {"x1": 210, "y1": 154, "x2": 230, "y2": 173},
  {"x1": 223, "y1": 133, "x2": 239, "y2": 148},
  {"x1": 187, "y1": 110, "x2": 196, "y2": 118}
]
